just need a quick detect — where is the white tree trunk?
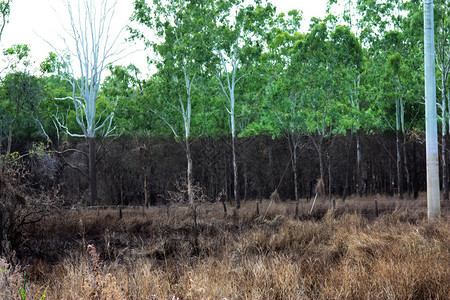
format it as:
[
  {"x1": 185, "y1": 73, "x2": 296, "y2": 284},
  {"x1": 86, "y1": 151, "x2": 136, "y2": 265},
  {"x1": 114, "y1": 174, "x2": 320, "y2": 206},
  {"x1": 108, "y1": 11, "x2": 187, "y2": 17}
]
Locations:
[
  {"x1": 424, "y1": 0, "x2": 441, "y2": 219},
  {"x1": 182, "y1": 69, "x2": 194, "y2": 206},
  {"x1": 215, "y1": 48, "x2": 242, "y2": 209},
  {"x1": 53, "y1": 0, "x2": 122, "y2": 206}
]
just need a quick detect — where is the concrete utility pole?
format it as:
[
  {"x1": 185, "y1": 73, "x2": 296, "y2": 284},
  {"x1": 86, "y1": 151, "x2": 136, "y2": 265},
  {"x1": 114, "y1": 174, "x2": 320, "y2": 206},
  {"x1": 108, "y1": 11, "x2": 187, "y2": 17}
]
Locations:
[{"x1": 424, "y1": 0, "x2": 441, "y2": 219}]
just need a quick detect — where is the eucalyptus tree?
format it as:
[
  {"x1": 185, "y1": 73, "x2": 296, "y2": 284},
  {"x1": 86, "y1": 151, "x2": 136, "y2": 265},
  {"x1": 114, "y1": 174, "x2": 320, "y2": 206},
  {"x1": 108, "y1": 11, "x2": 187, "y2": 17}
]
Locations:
[
  {"x1": 262, "y1": 83, "x2": 306, "y2": 211},
  {"x1": 434, "y1": 0, "x2": 450, "y2": 201},
  {"x1": 330, "y1": 24, "x2": 363, "y2": 199},
  {"x1": 367, "y1": 48, "x2": 419, "y2": 198},
  {"x1": 295, "y1": 21, "x2": 332, "y2": 185},
  {"x1": 253, "y1": 10, "x2": 306, "y2": 209},
  {"x1": 375, "y1": 31, "x2": 412, "y2": 199},
  {"x1": 212, "y1": 0, "x2": 275, "y2": 209},
  {"x1": 290, "y1": 19, "x2": 358, "y2": 198},
  {"x1": 400, "y1": 4, "x2": 427, "y2": 198},
  {"x1": 131, "y1": 0, "x2": 215, "y2": 205},
  {"x1": 355, "y1": 0, "x2": 406, "y2": 46},
  {"x1": 353, "y1": 0, "x2": 424, "y2": 197},
  {"x1": 424, "y1": 0, "x2": 440, "y2": 219},
  {"x1": 327, "y1": 0, "x2": 367, "y2": 198},
  {"x1": 53, "y1": 0, "x2": 124, "y2": 205},
  {"x1": 386, "y1": 50, "x2": 407, "y2": 197}
]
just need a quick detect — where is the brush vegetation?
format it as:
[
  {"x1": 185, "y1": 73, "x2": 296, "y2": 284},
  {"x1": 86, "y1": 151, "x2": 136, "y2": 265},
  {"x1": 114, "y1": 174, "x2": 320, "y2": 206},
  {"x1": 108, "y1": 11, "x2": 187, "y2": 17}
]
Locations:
[{"x1": 1, "y1": 196, "x2": 449, "y2": 299}]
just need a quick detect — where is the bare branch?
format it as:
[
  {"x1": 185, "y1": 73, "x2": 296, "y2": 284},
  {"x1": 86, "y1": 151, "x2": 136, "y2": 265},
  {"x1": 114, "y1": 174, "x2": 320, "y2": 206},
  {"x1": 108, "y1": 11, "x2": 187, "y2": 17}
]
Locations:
[
  {"x1": 62, "y1": 160, "x2": 89, "y2": 179},
  {"x1": 34, "y1": 118, "x2": 51, "y2": 143},
  {"x1": 149, "y1": 108, "x2": 179, "y2": 138}
]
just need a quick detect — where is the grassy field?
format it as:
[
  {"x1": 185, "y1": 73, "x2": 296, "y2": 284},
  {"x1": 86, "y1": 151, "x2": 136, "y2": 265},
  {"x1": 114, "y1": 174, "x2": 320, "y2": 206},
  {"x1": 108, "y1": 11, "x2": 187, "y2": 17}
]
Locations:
[{"x1": 2, "y1": 194, "x2": 449, "y2": 299}]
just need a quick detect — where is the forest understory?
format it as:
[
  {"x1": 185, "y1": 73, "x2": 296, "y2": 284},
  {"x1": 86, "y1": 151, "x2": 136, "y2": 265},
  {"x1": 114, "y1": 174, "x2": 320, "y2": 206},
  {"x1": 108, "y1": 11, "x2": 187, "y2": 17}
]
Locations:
[{"x1": 1, "y1": 194, "x2": 449, "y2": 300}]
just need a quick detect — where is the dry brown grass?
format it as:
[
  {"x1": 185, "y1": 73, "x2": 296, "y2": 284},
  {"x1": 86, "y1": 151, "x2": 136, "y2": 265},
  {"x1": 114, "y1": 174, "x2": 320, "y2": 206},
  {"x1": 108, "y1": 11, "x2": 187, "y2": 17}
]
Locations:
[{"x1": 13, "y1": 195, "x2": 450, "y2": 299}]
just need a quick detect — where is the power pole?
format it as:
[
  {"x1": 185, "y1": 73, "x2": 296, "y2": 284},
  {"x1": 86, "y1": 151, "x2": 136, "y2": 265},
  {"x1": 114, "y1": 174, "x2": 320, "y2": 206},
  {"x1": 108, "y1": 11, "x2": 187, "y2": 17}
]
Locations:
[{"x1": 424, "y1": 0, "x2": 441, "y2": 219}]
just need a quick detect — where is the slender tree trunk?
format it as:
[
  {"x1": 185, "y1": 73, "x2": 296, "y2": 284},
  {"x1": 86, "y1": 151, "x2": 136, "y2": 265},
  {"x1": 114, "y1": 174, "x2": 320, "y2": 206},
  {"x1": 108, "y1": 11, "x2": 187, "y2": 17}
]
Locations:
[
  {"x1": 403, "y1": 134, "x2": 412, "y2": 198},
  {"x1": 287, "y1": 134, "x2": 300, "y2": 205},
  {"x1": 311, "y1": 136, "x2": 325, "y2": 197},
  {"x1": 268, "y1": 147, "x2": 275, "y2": 191},
  {"x1": 186, "y1": 137, "x2": 194, "y2": 206},
  {"x1": 318, "y1": 144, "x2": 324, "y2": 182},
  {"x1": 327, "y1": 136, "x2": 336, "y2": 201},
  {"x1": 119, "y1": 174, "x2": 124, "y2": 219},
  {"x1": 221, "y1": 193, "x2": 227, "y2": 214},
  {"x1": 224, "y1": 150, "x2": 230, "y2": 203},
  {"x1": 396, "y1": 97, "x2": 403, "y2": 199},
  {"x1": 209, "y1": 163, "x2": 215, "y2": 199},
  {"x1": 293, "y1": 153, "x2": 300, "y2": 217},
  {"x1": 354, "y1": 75, "x2": 362, "y2": 196},
  {"x1": 442, "y1": 134, "x2": 448, "y2": 200},
  {"x1": 288, "y1": 135, "x2": 300, "y2": 217},
  {"x1": 342, "y1": 126, "x2": 354, "y2": 202},
  {"x1": 244, "y1": 163, "x2": 248, "y2": 201},
  {"x1": 231, "y1": 134, "x2": 240, "y2": 209},
  {"x1": 442, "y1": 75, "x2": 449, "y2": 201},
  {"x1": 292, "y1": 142, "x2": 299, "y2": 204},
  {"x1": 144, "y1": 175, "x2": 149, "y2": 208},
  {"x1": 7, "y1": 125, "x2": 13, "y2": 155},
  {"x1": 356, "y1": 129, "x2": 362, "y2": 196},
  {"x1": 388, "y1": 158, "x2": 393, "y2": 195},
  {"x1": 258, "y1": 176, "x2": 263, "y2": 203},
  {"x1": 207, "y1": 139, "x2": 215, "y2": 199},
  {"x1": 413, "y1": 140, "x2": 419, "y2": 198},
  {"x1": 424, "y1": 0, "x2": 441, "y2": 219},
  {"x1": 6, "y1": 115, "x2": 18, "y2": 155},
  {"x1": 88, "y1": 136, "x2": 97, "y2": 206},
  {"x1": 0, "y1": 210, "x2": 3, "y2": 255},
  {"x1": 328, "y1": 153, "x2": 332, "y2": 201}
]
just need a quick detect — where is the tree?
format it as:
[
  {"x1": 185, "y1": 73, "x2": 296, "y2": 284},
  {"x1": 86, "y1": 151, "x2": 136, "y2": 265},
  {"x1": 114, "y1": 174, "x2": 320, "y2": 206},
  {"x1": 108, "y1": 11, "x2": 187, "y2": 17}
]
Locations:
[
  {"x1": 424, "y1": 0, "x2": 440, "y2": 219},
  {"x1": 0, "y1": 44, "x2": 34, "y2": 152},
  {"x1": 131, "y1": 0, "x2": 215, "y2": 205},
  {"x1": 291, "y1": 19, "x2": 358, "y2": 198},
  {"x1": 385, "y1": 50, "x2": 408, "y2": 198},
  {"x1": 258, "y1": 10, "x2": 305, "y2": 211},
  {"x1": 102, "y1": 65, "x2": 156, "y2": 208},
  {"x1": 330, "y1": 24, "x2": 363, "y2": 199},
  {"x1": 1, "y1": 72, "x2": 43, "y2": 154},
  {"x1": 351, "y1": 0, "x2": 424, "y2": 197},
  {"x1": 213, "y1": 0, "x2": 275, "y2": 209},
  {"x1": 327, "y1": 0, "x2": 369, "y2": 200},
  {"x1": 53, "y1": 0, "x2": 123, "y2": 205}
]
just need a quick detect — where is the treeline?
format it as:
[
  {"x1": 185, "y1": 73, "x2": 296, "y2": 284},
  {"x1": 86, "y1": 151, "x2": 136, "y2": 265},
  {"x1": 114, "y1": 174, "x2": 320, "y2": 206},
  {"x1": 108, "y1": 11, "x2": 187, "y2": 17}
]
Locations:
[
  {"x1": 0, "y1": 0, "x2": 449, "y2": 204},
  {"x1": 44, "y1": 133, "x2": 424, "y2": 206}
]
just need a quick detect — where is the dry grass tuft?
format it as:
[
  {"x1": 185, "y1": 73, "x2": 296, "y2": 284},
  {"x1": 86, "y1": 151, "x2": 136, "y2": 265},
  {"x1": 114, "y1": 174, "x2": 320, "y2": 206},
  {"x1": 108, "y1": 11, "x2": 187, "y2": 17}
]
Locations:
[
  {"x1": 49, "y1": 245, "x2": 127, "y2": 299},
  {"x1": 0, "y1": 257, "x2": 23, "y2": 299}
]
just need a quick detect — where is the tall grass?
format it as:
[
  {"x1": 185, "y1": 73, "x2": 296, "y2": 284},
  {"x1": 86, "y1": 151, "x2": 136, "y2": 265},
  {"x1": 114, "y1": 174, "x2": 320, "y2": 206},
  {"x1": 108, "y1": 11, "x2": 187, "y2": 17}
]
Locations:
[{"x1": 16, "y1": 197, "x2": 450, "y2": 299}]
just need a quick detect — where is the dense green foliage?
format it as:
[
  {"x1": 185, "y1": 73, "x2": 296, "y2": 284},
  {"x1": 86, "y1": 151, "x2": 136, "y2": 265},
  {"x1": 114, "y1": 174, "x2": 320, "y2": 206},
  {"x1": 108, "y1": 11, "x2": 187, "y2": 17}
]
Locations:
[{"x1": 0, "y1": 0, "x2": 446, "y2": 147}]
